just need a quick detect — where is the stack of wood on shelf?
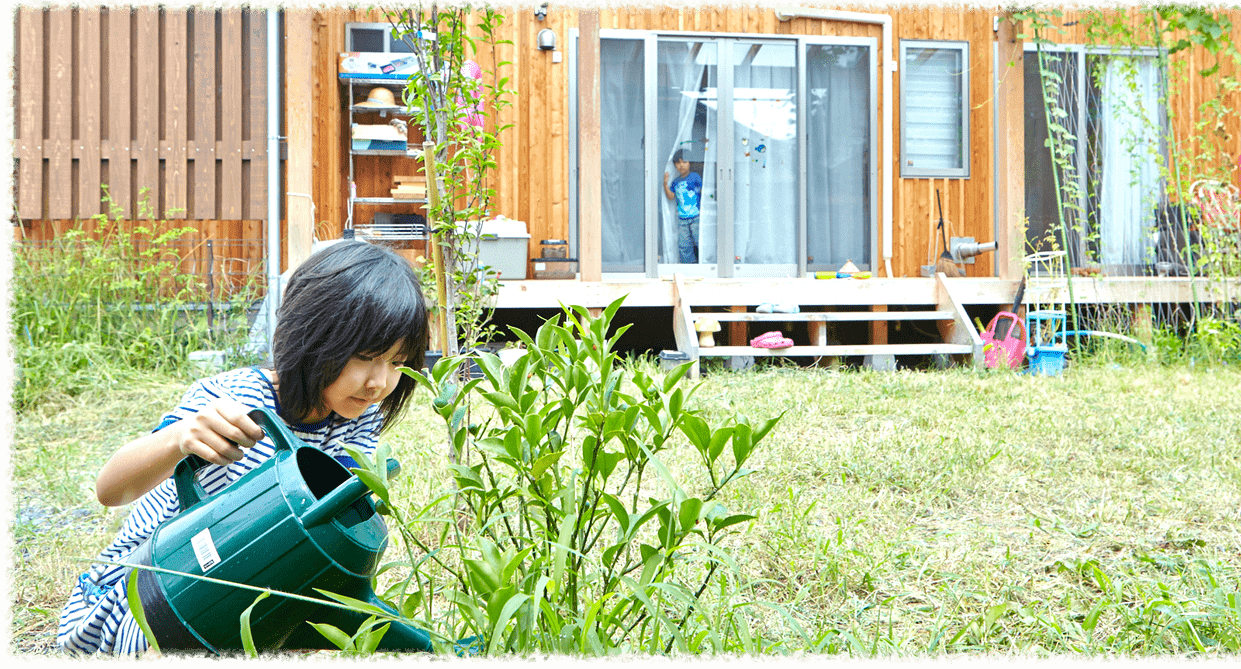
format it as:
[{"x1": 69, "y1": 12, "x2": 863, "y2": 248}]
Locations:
[{"x1": 390, "y1": 175, "x2": 427, "y2": 200}]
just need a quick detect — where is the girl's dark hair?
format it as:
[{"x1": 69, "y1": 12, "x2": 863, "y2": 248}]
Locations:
[
  {"x1": 672, "y1": 148, "x2": 686, "y2": 164},
  {"x1": 273, "y1": 241, "x2": 428, "y2": 432}
]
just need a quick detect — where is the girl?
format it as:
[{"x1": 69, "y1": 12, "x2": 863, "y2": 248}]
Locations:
[{"x1": 57, "y1": 241, "x2": 428, "y2": 654}]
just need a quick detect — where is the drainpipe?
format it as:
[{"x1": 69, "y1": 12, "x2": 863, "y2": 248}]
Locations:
[
  {"x1": 776, "y1": 7, "x2": 896, "y2": 279},
  {"x1": 266, "y1": 10, "x2": 282, "y2": 349}
]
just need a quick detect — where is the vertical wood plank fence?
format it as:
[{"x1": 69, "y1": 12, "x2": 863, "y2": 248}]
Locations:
[
  {"x1": 16, "y1": 5, "x2": 269, "y2": 223},
  {"x1": 15, "y1": 5, "x2": 275, "y2": 302}
]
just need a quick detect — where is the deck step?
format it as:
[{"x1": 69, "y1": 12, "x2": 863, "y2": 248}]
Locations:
[
  {"x1": 691, "y1": 310, "x2": 954, "y2": 323},
  {"x1": 697, "y1": 343, "x2": 974, "y2": 358}
]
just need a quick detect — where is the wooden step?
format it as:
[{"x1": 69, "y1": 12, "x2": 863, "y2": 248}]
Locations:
[
  {"x1": 697, "y1": 343, "x2": 974, "y2": 358},
  {"x1": 690, "y1": 310, "x2": 954, "y2": 323}
]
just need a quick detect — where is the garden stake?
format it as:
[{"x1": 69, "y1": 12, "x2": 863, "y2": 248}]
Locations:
[{"x1": 422, "y1": 140, "x2": 455, "y2": 356}]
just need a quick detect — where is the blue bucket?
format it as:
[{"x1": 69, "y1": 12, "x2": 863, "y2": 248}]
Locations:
[{"x1": 1026, "y1": 345, "x2": 1066, "y2": 376}]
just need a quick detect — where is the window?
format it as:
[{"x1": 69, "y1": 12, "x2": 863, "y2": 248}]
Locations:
[{"x1": 900, "y1": 40, "x2": 969, "y2": 178}]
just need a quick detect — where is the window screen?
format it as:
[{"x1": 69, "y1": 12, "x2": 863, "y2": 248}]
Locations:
[{"x1": 900, "y1": 40, "x2": 969, "y2": 178}]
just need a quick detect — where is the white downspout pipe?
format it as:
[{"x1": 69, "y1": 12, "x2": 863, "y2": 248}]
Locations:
[
  {"x1": 776, "y1": 7, "x2": 896, "y2": 278},
  {"x1": 266, "y1": 10, "x2": 282, "y2": 349}
]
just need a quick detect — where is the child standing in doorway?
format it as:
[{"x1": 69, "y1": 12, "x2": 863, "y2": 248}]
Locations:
[
  {"x1": 664, "y1": 148, "x2": 703, "y2": 264},
  {"x1": 57, "y1": 241, "x2": 428, "y2": 655}
]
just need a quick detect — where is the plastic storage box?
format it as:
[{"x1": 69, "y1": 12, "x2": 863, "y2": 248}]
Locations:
[
  {"x1": 531, "y1": 258, "x2": 578, "y2": 279},
  {"x1": 465, "y1": 217, "x2": 529, "y2": 280}
]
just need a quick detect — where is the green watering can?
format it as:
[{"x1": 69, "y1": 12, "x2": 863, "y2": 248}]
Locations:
[{"x1": 127, "y1": 407, "x2": 433, "y2": 654}]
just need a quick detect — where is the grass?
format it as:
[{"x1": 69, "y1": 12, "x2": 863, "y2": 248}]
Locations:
[{"x1": 11, "y1": 359, "x2": 1241, "y2": 656}]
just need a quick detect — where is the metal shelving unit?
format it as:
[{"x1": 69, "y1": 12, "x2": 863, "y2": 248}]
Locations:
[{"x1": 344, "y1": 77, "x2": 428, "y2": 242}]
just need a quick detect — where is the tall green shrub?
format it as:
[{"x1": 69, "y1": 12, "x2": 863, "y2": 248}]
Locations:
[
  {"x1": 12, "y1": 187, "x2": 260, "y2": 408},
  {"x1": 344, "y1": 298, "x2": 782, "y2": 655}
]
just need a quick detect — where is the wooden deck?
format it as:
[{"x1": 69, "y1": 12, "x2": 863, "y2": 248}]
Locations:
[
  {"x1": 490, "y1": 275, "x2": 1239, "y2": 375},
  {"x1": 492, "y1": 276, "x2": 1241, "y2": 310}
]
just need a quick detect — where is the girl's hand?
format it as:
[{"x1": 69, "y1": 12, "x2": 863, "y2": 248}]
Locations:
[
  {"x1": 96, "y1": 400, "x2": 267, "y2": 507},
  {"x1": 176, "y1": 399, "x2": 267, "y2": 466}
]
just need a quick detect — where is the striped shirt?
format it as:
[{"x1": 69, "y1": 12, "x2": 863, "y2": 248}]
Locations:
[{"x1": 57, "y1": 367, "x2": 385, "y2": 655}]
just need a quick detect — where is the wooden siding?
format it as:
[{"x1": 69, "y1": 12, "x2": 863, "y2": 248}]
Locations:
[
  {"x1": 16, "y1": 6, "x2": 1241, "y2": 289},
  {"x1": 15, "y1": 6, "x2": 270, "y2": 222},
  {"x1": 308, "y1": 6, "x2": 1010, "y2": 279}
]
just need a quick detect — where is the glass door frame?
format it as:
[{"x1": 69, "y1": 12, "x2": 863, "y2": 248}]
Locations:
[{"x1": 582, "y1": 29, "x2": 879, "y2": 279}]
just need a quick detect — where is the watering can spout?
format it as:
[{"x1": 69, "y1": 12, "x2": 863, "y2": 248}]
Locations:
[{"x1": 301, "y1": 477, "x2": 372, "y2": 528}]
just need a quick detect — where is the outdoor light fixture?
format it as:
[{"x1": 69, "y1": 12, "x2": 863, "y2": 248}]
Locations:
[{"x1": 537, "y1": 28, "x2": 556, "y2": 51}]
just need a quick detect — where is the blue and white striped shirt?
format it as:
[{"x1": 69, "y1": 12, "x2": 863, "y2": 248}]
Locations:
[{"x1": 57, "y1": 367, "x2": 384, "y2": 655}]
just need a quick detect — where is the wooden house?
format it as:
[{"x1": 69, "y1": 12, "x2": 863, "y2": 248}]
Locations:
[{"x1": 13, "y1": 5, "x2": 1241, "y2": 369}]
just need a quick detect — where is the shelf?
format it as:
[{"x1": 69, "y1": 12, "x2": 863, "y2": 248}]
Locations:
[
  {"x1": 352, "y1": 197, "x2": 427, "y2": 205},
  {"x1": 350, "y1": 105, "x2": 421, "y2": 115},
  {"x1": 351, "y1": 149, "x2": 425, "y2": 158},
  {"x1": 355, "y1": 222, "x2": 428, "y2": 242},
  {"x1": 339, "y1": 76, "x2": 414, "y2": 86}
]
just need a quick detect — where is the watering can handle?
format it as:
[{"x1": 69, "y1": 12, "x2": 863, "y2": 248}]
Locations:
[{"x1": 172, "y1": 407, "x2": 300, "y2": 511}]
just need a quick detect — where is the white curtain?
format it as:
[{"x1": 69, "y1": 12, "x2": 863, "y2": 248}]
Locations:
[
  {"x1": 658, "y1": 43, "x2": 715, "y2": 264},
  {"x1": 1099, "y1": 56, "x2": 1162, "y2": 267},
  {"x1": 731, "y1": 44, "x2": 798, "y2": 265},
  {"x1": 807, "y1": 45, "x2": 870, "y2": 268}
]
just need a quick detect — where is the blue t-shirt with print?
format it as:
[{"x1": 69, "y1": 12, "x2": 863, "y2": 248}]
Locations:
[{"x1": 670, "y1": 171, "x2": 702, "y2": 220}]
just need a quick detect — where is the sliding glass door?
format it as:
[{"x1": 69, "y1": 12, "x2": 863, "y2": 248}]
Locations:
[
  {"x1": 1023, "y1": 44, "x2": 1166, "y2": 272},
  {"x1": 594, "y1": 31, "x2": 876, "y2": 278}
]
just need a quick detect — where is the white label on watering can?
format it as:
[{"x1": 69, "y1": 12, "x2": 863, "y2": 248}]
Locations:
[{"x1": 191, "y1": 528, "x2": 222, "y2": 572}]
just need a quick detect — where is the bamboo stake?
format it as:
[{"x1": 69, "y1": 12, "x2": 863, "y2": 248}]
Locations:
[{"x1": 423, "y1": 140, "x2": 456, "y2": 356}]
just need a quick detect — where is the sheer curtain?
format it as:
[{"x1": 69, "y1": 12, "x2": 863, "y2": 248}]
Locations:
[
  {"x1": 658, "y1": 42, "x2": 715, "y2": 265},
  {"x1": 600, "y1": 38, "x2": 646, "y2": 271},
  {"x1": 1099, "y1": 56, "x2": 1162, "y2": 267},
  {"x1": 732, "y1": 43, "x2": 797, "y2": 265},
  {"x1": 806, "y1": 45, "x2": 870, "y2": 269}
]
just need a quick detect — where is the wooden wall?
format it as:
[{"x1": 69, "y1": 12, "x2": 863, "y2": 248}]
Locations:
[
  {"x1": 16, "y1": 6, "x2": 1241, "y2": 287},
  {"x1": 311, "y1": 6, "x2": 1003, "y2": 279}
]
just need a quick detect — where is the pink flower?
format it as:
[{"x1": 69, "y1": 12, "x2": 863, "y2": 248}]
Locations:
[{"x1": 456, "y1": 60, "x2": 484, "y2": 128}]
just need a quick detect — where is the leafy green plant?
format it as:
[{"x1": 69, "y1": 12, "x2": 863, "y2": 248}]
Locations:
[
  {"x1": 350, "y1": 297, "x2": 781, "y2": 655},
  {"x1": 12, "y1": 186, "x2": 264, "y2": 409}
]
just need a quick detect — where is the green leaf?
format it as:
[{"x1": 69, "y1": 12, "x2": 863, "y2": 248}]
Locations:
[
  {"x1": 482, "y1": 390, "x2": 518, "y2": 412},
  {"x1": 400, "y1": 589, "x2": 423, "y2": 619},
  {"x1": 239, "y1": 590, "x2": 271, "y2": 660},
  {"x1": 711, "y1": 513, "x2": 757, "y2": 532},
  {"x1": 600, "y1": 492, "x2": 629, "y2": 535},
  {"x1": 678, "y1": 497, "x2": 703, "y2": 533},
  {"x1": 312, "y1": 589, "x2": 395, "y2": 618},
  {"x1": 352, "y1": 469, "x2": 390, "y2": 506},
  {"x1": 708, "y1": 426, "x2": 734, "y2": 464},
  {"x1": 679, "y1": 414, "x2": 711, "y2": 454},
  {"x1": 487, "y1": 593, "x2": 531, "y2": 655},
  {"x1": 667, "y1": 387, "x2": 684, "y2": 421},
  {"x1": 732, "y1": 423, "x2": 754, "y2": 468},
  {"x1": 532, "y1": 449, "x2": 564, "y2": 479},
  {"x1": 661, "y1": 360, "x2": 694, "y2": 393},
  {"x1": 357, "y1": 621, "x2": 390, "y2": 655},
  {"x1": 125, "y1": 569, "x2": 161, "y2": 654},
  {"x1": 308, "y1": 622, "x2": 353, "y2": 651},
  {"x1": 750, "y1": 410, "x2": 786, "y2": 445}
]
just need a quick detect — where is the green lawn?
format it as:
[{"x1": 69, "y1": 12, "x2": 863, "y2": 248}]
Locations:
[{"x1": 11, "y1": 362, "x2": 1241, "y2": 655}]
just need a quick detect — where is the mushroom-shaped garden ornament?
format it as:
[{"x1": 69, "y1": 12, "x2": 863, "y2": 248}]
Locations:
[{"x1": 695, "y1": 317, "x2": 721, "y2": 347}]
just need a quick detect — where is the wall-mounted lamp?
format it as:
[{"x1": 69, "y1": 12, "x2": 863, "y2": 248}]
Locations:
[
  {"x1": 537, "y1": 28, "x2": 556, "y2": 51},
  {"x1": 535, "y1": 3, "x2": 548, "y2": 21}
]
